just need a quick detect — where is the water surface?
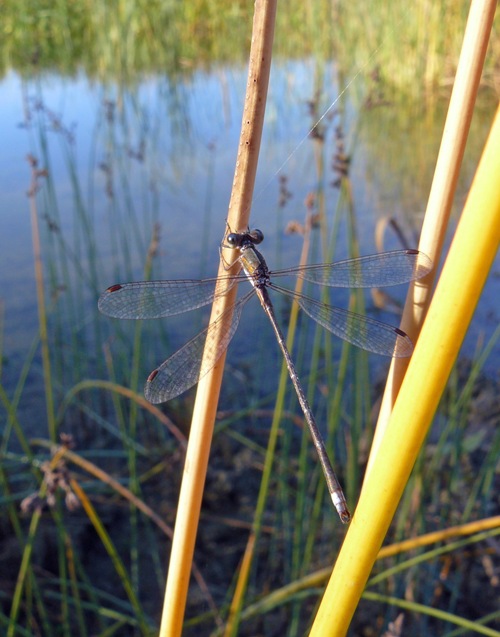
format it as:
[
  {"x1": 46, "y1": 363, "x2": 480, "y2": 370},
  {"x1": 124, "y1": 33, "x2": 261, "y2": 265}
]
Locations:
[{"x1": 1, "y1": 60, "x2": 498, "y2": 433}]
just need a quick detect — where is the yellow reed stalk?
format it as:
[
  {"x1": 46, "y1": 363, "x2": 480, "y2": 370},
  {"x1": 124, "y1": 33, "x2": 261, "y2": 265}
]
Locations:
[
  {"x1": 368, "y1": 0, "x2": 497, "y2": 471},
  {"x1": 158, "y1": 2, "x2": 277, "y2": 635},
  {"x1": 309, "y1": 103, "x2": 500, "y2": 636}
]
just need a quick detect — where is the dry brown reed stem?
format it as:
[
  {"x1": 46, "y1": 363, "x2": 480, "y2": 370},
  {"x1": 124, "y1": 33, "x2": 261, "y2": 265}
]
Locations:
[
  {"x1": 158, "y1": 2, "x2": 277, "y2": 636},
  {"x1": 367, "y1": 0, "x2": 497, "y2": 474}
]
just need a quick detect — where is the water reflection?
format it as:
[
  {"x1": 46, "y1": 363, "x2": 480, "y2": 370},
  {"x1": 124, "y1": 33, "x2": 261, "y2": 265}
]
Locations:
[{"x1": 0, "y1": 60, "x2": 498, "y2": 433}]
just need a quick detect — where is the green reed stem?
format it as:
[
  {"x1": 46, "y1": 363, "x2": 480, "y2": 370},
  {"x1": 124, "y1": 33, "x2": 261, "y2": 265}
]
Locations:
[
  {"x1": 71, "y1": 481, "x2": 151, "y2": 635},
  {"x1": 27, "y1": 157, "x2": 56, "y2": 441},
  {"x1": 7, "y1": 499, "x2": 44, "y2": 636}
]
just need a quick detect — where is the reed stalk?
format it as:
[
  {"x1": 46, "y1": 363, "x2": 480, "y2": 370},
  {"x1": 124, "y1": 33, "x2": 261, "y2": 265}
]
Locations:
[
  {"x1": 309, "y1": 101, "x2": 500, "y2": 635},
  {"x1": 212, "y1": 521, "x2": 500, "y2": 629},
  {"x1": 368, "y1": 0, "x2": 497, "y2": 469},
  {"x1": 158, "y1": 2, "x2": 277, "y2": 635}
]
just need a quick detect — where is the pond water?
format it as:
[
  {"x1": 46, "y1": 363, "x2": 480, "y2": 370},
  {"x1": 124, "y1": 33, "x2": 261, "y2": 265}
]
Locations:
[{"x1": 1, "y1": 59, "x2": 498, "y2": 435}]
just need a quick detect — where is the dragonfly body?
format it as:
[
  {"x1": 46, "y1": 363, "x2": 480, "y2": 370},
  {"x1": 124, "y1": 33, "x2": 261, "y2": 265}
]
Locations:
[
  {"x1": 228, "y1": 229, "x2": 351, "y2": 520},
  {"x1": 98, "y1": 228, "x2": 432, "y2": 523}
]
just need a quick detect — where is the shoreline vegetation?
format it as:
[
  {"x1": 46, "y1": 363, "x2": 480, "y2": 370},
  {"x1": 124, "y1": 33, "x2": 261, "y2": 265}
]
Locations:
[{"x1": 2, "y1": 0, "x2": 499, "y2": 99}]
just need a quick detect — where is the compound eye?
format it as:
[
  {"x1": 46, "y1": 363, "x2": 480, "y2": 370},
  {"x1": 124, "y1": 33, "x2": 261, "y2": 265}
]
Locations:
[
  {"x1": 250, "y1": 229, "x2": 264, "y2": 244},
  {"x1": 226, "y1": 233, "x2": 238, "y2": 247}
]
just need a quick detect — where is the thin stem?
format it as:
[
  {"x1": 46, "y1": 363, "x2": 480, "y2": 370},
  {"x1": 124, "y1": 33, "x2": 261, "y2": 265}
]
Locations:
[
  {"x1": 158, "y1": 3, "x2": 277, "y2": 636},
  {"x1": 27, "y1": 156, "x2": 56, "y2": 441}
]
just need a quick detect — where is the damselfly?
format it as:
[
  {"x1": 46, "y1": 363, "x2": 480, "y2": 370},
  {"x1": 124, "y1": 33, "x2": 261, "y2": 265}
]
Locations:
[{"x1": 98, "y1": 228, "x2": 432, "y2": 522}]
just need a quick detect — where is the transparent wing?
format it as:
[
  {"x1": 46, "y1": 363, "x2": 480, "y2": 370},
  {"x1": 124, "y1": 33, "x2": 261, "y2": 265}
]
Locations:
[
  {"x1": 273, "y1": 285, "x2": 413, "y2": 357},
  {"x1": 98, "y1": 274, "x2": 245, "y2": 319},
  {"x1": 144, "y1": 292, "x2": 253, "y2": 403},
  {"x1": 271, "y1": 249, "x2": 432, "y2": 289}
]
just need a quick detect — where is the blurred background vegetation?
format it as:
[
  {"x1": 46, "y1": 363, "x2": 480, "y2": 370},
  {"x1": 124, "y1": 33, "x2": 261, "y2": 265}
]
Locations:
[{"x1": 2, "y1": 0, "x2": 498, "y2": 98}]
